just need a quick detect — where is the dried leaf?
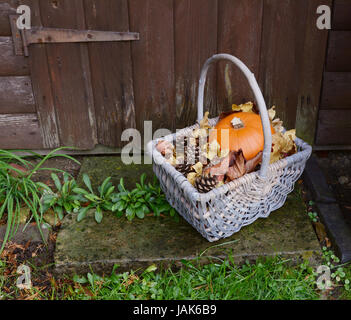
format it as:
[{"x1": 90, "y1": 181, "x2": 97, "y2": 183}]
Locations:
[
  {"x1": 245, "y1": 151, "x2": 263, "y2": 173},
  {"x1": 192, "y1": 162, "x2": 203, "y2": 175},
  {"x1": 156, "y1": 140, "x2": 174, "y2": 158},
  {"x1": 204, "y1": 152, "x2": 232, "y2": 177},
  {"x1": 325, "y1": 237, "x2": 332, "y2": 248},
  {"x1": 284, "y1": 129, "x2": 296, "y2": 145},
  {"x1": 187, "y1": 172, "x2": 199, "y2": 186},
  {"x1": 270, "y1": 130, "x2": 297, "y2": 164},
  {"x1": 270, "y1": 139, "x2": 282, "y2": 164},
  {"x1": 192, "y1": 128, "x2": 208, "y2": 139},
  {"x1": 268, "y1": 106, "x2": 276, "y2": 121},
  {"x1": 199, "y1": 111, "x2": 212, "y2": 129},
  {"x1": 227, "y1": 150, "x2": 246, "y2": 181},
  {"x1": 232, "y1": 101, "x2": 254, "y2": 113},
  {"x1": 216, "y1": 175, "x2": 226, "y2": 183},
  {"x1": 314, "y1": 222, "x2": 327, "y2": 242},
  {"x1": 272, "y1": 118, "x2": 284, "y2": 133}
]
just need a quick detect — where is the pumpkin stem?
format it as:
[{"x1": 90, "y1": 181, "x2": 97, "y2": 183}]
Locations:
[{"x1": 231, "y1": 117, "x2": 244, "y2": 129}]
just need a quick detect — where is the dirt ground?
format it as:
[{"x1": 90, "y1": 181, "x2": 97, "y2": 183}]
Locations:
[
  {"x1": 0, "y1": 157, "x2": 82, "y2": 299},
  {"x1": 30, "y1": 156, "x2": 83, "y2": 187}
]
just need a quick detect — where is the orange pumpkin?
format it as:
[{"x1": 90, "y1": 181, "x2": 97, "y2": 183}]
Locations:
[{"x1": 209, "y1": 112, "x2": 275, "y2": 160}]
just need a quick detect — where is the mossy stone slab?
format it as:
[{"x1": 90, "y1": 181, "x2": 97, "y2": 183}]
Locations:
[
  {"x1": 0, "y1": 224, "x2": 49, "y2": 245},
  {"x1": 54, "y1": 185, "x2": 322, "y2": 276},
  {"x1": 77, "y1": 156, "x2": 154, "y2": 191}
]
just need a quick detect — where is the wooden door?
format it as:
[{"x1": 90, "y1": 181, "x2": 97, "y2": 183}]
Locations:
[
  {"x1": 24, "y1": 0, "x2": 98, "y2": 150},
  {"x1": 315, "y1": 0, "x2": 351, "y2": 147},
  {"x1": 0, "y1": 0, "x2": 43, "y2": 149},
  {"x1": 1, "y1": 0, "x2": 138, "y2": 150},
  {"x1": 0, "y1": 0, "x2": 336, "y2": 151}
]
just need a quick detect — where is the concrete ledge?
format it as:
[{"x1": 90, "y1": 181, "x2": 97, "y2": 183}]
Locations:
[
  {"x1": 54, "y1": 189, "x2": 321, "y2": 276},
  {"x1": 304, "y1": 156, "x2": 336, "y2": 204},
  {"x1": 0, "y1": 224, "x2": 50, "y2": 245},
  {"x1": 304, "y1": 154, "x2": 351, "y2": 263},
  {"x1": 317, "y1": 203, "x2": 351, "y2": 263}
]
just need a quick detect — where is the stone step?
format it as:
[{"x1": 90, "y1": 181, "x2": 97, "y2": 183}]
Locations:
[
  {"x1": 76, "y1": 156, "x2": 154, "y2": 191},
  {"x1": 54, "y1": 186, "x2": 321, "y2": 276},
  {"x1": 0, "y1": 223, "x2": 50, "y2": 245}
]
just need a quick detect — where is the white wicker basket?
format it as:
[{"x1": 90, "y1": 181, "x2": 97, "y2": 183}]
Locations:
[{"x1": 147, "y1": 54, "x2": 312, "y2": 242}]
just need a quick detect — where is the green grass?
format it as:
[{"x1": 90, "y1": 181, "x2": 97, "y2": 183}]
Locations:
[
  {"x1": 0, "y1": 255, "x2": 322, "y2": 300},
  {"x1": 70, "y1": 257, "x2": 319, "y2": 300},
  {"x1": 2, "y1": 252, "x2": 351, "y2": 300},
  {"x1": 71, "y1": 258, "x2": 318, "y2": 300}
]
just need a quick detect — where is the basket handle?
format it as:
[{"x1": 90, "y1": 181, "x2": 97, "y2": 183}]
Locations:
[{"x1": 197, "y1": 54, "x2": 272, "y2": 178}]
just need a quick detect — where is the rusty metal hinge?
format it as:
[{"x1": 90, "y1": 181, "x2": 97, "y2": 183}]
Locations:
[{"x1": 9, "y1": 15, "x2": 139, "y2": 56}]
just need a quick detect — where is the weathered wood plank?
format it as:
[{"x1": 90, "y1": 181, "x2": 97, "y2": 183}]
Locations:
[
  {"x1": 321, "y1": 72, "x2": 351, "y2": 108},
  {"x1": 0, "y1": 36, "x2": 29, "y2": 76},
  {"x1": 217, "y1": 0, "x2": 263, "y2": 111},
  {"x1": 25, "y1": 28, "x2": 139, "y2": 45},
  {"x1": 75, "y1": 0, "x2": 98, "y2": 147},
  {"x1": 22, "y1": 0, "x2": 60, "y2": 148},
  {"x1": 0, "y1": 76, "x2": 35, "y2": 113},
  {"x1": 174, "y1": 0, "x2": 218, "y2": 128},
  {"x1": 84, "y1": 0, "x2": 136, "y2": 147},
  {"x1": 326, "y1": 31, "x2": 351, "y2": 72},
  {"x1": 0, "y1": 113, "x2": 43, "y2": 149},
  {"x1": 259, "y1": 0, "x2": 309, "y2": 130},
  {"x1": 0, "y1": 1, "x2": 17, "y2": 36},
  {"x1": 38, "y1": 0, "x2": 97, "y2": 149},
  {"x1": 129, "y1": 0, "x2": 175, "y2": 132},
  {"x1": 294, "y1": 0, "x2": 331, "y2": 144},
  {"x1": 333, "y1": 0, "x2": 351, "y2": 30},
  {"x1": 316, "y1": 110, "x2": 351, "y2": 145}
]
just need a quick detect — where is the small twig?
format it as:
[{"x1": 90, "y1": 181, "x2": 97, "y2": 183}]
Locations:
[{"x1": 199, "y1": 239, "x2": 239, "y2": 257}]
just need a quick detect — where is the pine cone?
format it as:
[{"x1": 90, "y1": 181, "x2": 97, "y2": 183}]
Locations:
[
  {"x1": 175, "y1": 132, "x2": 209, "y2": 165},
  {"x1": 175, "y1": 135, "x2": 188, "y2": 154},
  {"x1": 195, "y1": 175, "x2": 217, "y2": 193},
  {"x1": 185, "y1": 144, "x2": 200, "y2": 164},
  {"x1": 175, "y1": 164, "x2": 194, "y2": 176}
]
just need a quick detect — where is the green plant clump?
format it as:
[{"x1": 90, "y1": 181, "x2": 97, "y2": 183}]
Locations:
[
  {"x1": 74, "y1": 173, "x2": 178, "y2": 223},
  {"x1": 321, "y1": 246, "x2": 350, "y2": 292},
  {"x1": 112, "y1": 174, "x2": 177, "y2": 221},
  {"x1": 74, "y1": 175, "x2": 117, "y2": 223},
  {"x1": 0, "y1": 147, "x2": 177, "y2": 252},
  {"x1": 41, "y1": 173, "x2": 85, "y2": 220},
  {"x1": 0, "y1": 148, "x2": 79, "y2": 252}
]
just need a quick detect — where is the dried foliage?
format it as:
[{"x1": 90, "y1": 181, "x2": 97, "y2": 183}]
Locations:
[
  {"x1": 156, "y1": 102, "x2": 297, "y2": 193},
  {"x1": 268, "y1": 106, "x2": 297, "y2": 164}
]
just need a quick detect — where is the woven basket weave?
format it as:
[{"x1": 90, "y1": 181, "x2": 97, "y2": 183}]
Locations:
[{"x1": 147, "y1": 54, "x2": 312, "y2": 242}]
